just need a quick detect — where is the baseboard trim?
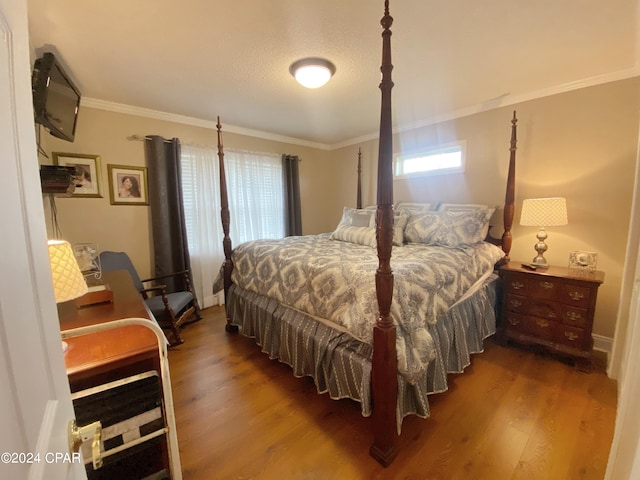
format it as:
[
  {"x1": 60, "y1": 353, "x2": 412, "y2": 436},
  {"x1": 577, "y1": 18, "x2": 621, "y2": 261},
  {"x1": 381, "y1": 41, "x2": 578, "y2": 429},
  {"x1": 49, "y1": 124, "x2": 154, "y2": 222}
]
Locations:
[{"x1": 593, "y1": 334, "x2": 613, "y2": 354}]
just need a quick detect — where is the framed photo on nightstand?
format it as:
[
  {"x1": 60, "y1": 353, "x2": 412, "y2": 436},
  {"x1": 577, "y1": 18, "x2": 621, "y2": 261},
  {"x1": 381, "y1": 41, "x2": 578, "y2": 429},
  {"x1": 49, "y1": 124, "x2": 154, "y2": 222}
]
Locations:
[{"x1": 569, "y1": 251, "x2": 598, "y2": 272}]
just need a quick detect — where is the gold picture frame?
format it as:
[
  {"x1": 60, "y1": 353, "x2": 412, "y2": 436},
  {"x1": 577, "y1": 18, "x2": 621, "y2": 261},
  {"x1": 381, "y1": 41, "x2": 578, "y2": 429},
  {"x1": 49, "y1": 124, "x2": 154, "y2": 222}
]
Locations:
[
  {"x1": 52, "y1": 152, "x2": 103, "y2": 198},
  {"x1": 107, "y1": 164, "x2": 149, "y2": 205}
]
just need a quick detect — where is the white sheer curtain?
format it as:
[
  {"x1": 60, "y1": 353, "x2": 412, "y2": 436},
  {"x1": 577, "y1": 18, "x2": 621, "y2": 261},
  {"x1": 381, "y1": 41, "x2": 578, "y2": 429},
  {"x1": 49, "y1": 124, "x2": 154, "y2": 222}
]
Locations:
[
  {"x1": 181, "y1": 144, "x2": 223, "y2": 308},
  {"x1": 181, "y1": 144, "x2": 284, "y2": 308},
  {"x1": 225, "y1": 150, "x2": 285, "y2": 242}
]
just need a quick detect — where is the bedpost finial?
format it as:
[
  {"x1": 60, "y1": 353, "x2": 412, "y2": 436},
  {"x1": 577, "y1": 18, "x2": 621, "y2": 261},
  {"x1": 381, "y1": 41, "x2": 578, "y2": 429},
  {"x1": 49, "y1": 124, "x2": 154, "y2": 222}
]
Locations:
[
  {"x1": 216, "y1": 116, "x2": 222, "y2": 131},
  {"x1": 381, "y1": 0, "x2": 393, "y2": 29}
]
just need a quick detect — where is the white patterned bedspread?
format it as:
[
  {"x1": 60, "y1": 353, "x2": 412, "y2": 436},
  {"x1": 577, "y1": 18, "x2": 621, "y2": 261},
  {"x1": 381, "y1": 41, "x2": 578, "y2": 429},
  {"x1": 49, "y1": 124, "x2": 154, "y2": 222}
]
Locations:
[{"x1": 231, "y1": 234, "x2": 505, "y2": 382}]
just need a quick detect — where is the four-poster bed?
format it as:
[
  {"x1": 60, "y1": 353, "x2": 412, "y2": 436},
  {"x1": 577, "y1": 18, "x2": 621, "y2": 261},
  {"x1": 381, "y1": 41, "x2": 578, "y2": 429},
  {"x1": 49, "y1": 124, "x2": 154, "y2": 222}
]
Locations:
[{"x1": 215, "y1": 0, "x2": 517, "y2": 466}]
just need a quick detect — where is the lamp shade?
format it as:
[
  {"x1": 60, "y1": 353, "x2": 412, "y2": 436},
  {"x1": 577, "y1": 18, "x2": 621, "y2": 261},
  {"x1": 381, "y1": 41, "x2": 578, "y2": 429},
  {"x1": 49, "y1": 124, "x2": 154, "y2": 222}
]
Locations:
[
  {"x1": 48, "y1": 240, "x2": 88, "y2": 303},
  {"x1": 289, "y1": 58, "x2": 336, "y2": 89},
  {"x1": 520, "y1": 197, "x2": 568, "y2": 227}
]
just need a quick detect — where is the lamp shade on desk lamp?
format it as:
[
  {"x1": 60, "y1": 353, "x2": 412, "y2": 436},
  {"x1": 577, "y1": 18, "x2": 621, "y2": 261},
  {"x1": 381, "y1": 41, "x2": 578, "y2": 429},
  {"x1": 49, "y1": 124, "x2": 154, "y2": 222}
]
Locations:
[{"x1": 520, "y1": 197, "x2": 568, "y2": 267}]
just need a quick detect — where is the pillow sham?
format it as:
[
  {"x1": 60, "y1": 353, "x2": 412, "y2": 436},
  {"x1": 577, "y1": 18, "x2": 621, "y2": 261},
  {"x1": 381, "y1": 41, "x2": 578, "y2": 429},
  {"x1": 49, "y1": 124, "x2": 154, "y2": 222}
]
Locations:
[
  {"x1": 396, "y1": 201, "x2": 438, "y2": 216},
  {"x1": 330, "y1": 207, "x2": 408, "y2": 248},
  {"x1": 330, "y1": 225, "x2": 376, "y2": 247},
  {"x1": 392, "y1": 214, "x2": 409, "y2": 246},
  {"x1": 404, "y1": 208, "x2": 495, "y2": 247},
  {"x1": 436, "y1": 202, "x2": 493, "y2": 214},
  {"x1": 337, "y1": 206, "x2": 375, "y2": 228}
]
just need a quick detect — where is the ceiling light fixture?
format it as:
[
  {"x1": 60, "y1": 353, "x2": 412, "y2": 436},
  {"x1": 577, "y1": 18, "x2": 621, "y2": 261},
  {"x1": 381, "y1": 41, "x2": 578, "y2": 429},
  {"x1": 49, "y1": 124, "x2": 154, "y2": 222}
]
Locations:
[{"x1": 289, "y1": 57, "x2": 336, "y2": 89}]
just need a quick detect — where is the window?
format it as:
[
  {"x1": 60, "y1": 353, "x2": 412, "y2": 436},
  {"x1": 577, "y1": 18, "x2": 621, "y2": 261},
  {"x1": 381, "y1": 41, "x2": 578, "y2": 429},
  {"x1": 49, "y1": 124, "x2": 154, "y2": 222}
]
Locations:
[
  {"x1": 224, "y1": 150, "x2": 285, "y2": 243},
  {"x1": 181, "y1": 146, "x2": 284, "y2": 251},
  {"x1": 180, "y1": 144, "x2": 284, "y2": 308},
  {"x1": 394, "y1": 141, "x2": 466, "y2": 178}
]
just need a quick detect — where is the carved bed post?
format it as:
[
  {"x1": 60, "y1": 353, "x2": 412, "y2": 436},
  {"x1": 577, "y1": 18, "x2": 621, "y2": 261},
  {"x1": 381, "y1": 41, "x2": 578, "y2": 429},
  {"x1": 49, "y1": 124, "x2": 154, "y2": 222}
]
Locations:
[
  {"x1": 357, "y1": 147, "x2": 363, "y2": 209},
  {"x1": 216, "y1": 117, "x2": 238, "y2": 333},
  {"x1": 370, "y1": 0, "x2": 398, "y2": 467},
  {"x1": 501, "y1": 111, "x2": 517, "y2": 261}
]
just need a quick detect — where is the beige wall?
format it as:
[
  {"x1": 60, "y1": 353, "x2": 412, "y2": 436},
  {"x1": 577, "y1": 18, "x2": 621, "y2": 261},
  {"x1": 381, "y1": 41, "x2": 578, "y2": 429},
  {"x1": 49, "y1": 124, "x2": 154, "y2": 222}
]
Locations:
[
  {"x1": 333, "y1": 77, "x2": 640, "y2": 340},
  {"x1": 39, "y1": 108, "x2": 338, "y2": 279},
  {"x1": 40, "y1": 76, "x2": 639, "y2": 342}
]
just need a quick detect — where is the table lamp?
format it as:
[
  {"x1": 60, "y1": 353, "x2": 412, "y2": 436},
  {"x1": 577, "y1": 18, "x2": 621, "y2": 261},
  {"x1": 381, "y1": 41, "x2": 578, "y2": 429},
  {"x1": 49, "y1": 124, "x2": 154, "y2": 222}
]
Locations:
[
  {"x1": 519, "y1": 197, "x2": 568, "y2": 268},
  {"x1": 48, "y1": 239, "x2": 88, "y2": 351}
]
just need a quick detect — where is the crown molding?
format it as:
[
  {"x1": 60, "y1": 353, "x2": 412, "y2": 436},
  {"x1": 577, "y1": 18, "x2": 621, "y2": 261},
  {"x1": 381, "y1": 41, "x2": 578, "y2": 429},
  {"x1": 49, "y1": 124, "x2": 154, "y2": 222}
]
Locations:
[
  {"x1": 79, "y1": 98, "x2": 333, "y2": 150},
  {"x1": 82, "y1": 67, "x2": 640, "y2": 152}
]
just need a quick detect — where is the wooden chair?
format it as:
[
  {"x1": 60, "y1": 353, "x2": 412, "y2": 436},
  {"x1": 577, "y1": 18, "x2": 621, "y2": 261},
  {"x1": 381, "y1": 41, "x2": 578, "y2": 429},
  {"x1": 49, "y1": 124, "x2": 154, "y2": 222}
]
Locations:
[{"x1": 99, "y1": 251, "x2": 201, "y2": 346}]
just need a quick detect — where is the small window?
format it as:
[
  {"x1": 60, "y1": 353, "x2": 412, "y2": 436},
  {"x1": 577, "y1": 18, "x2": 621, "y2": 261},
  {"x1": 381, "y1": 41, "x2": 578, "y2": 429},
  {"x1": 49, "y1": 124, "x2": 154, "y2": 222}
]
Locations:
[{"x1": 394, "y1": 141, "x2": 466, "y2": 179}]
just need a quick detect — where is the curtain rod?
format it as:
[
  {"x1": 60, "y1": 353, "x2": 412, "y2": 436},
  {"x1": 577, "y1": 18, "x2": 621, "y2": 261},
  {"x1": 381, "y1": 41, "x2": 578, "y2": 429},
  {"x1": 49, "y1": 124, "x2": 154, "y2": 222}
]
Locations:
[
  {"x1": 127, "y1": 134, "x2": 219, "y2": 149},
  {"x1": 127, "y1": 134, "x2": 300, "y2": 160},
  {"x1": 127, "y1": 134, "x2": 173, "y2": 143}
]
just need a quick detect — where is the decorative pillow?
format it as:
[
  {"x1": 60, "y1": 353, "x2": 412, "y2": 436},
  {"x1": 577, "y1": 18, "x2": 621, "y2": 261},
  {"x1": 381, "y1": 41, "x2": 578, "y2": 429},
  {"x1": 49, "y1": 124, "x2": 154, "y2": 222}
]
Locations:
[
  {"x1": 392, "y1": 214, "x2": 409, "y2": 246},
  {"x1": 404, "y1": 208, "x2": 495, "y2": 247},
  {"x1": 396, "y1": 201, "x2": 438, "y2": 216},
  {"x1": 436, "y1": 203, "x2": 493, "y2": 214},
  {"x1": 355, "y1": 208, "x2": 408, "y2": 247},
  {"x1": 337, "y1": 207, "x2": 375, "y2": 228},
  {"x1": 330, "y1": 225, "x2": 376, "y2": 247}
]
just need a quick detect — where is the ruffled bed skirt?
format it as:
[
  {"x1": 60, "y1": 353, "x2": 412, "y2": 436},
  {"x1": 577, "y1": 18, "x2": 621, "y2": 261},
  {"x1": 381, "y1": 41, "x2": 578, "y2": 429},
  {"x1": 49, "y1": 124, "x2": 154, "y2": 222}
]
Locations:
[{"x1": 226, "y1": 273, "x2": 502, "y2": 432}]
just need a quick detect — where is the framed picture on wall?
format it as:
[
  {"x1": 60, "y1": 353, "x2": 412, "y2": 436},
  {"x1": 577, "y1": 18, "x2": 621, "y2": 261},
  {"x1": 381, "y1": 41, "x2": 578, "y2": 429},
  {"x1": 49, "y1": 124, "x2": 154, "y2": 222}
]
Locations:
[
  {"x1": 52, "y1": 152, "x2": 102, "y2": 198},
  {"x1": 107, "y1": 164, "x2": 149, "y2": 205}
]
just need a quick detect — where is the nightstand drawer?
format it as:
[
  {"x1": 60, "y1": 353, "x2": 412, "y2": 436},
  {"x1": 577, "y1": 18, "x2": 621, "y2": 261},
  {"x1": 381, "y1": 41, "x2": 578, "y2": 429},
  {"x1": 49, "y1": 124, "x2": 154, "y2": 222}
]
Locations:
[
  {"x1": 556, "y1": 324, "x2": 586, "y2": 348},
  {"x1": 524, "y1": 316, "x2": 556, "y2": 340},
  {"x1": 527, "y1": 300, "x2": 562, "y2": 321},
  {"x1": 503, "y1": 312, "x2": 525, "y2": 330},
  {"x1": 505, "y1": 276, "x2": 528, "y2": 295},
  {"x1": 561, "y1": 284, "x2": 592, "y2": 308},
  {"x1": 505, "y1": 293, "x2": 527, "y2": 313},
  {"x1": 529, "y1": 278, "x2": 561, "y2": 301},
  {"x1": 562, "y1": 306, "x2": 588, "y2": 328}
]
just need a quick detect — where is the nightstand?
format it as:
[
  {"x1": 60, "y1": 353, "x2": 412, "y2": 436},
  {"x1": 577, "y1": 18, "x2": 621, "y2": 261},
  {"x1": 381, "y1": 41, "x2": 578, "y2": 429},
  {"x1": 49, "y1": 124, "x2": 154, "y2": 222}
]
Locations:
[{"x1": 498, "y1": 262, "x2": 605, "y2": 371}]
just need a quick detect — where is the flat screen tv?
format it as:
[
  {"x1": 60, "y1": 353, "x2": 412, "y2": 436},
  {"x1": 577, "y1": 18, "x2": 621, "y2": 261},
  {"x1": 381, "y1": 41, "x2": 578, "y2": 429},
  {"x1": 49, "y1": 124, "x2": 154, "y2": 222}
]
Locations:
[{"x1": 32, "y1": 52, "x2": 81, "y2": 142}]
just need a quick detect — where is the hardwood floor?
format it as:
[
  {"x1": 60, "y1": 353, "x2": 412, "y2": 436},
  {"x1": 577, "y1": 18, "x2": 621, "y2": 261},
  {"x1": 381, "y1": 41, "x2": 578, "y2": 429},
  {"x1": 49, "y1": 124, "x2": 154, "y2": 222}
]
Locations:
[{"x1": 168, "y1": 306, "x2": 617, "y2": 479}]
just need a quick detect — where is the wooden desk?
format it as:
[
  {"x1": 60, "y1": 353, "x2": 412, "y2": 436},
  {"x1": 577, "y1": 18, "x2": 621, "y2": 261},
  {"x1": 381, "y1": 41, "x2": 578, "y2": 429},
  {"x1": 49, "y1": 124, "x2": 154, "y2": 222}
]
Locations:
[
  {"x1": 58, "y1": 270, "x2": 160, "y2": 385},
  {"x1": 58, "y1": 269, "x2": 171, "y2": 478}
]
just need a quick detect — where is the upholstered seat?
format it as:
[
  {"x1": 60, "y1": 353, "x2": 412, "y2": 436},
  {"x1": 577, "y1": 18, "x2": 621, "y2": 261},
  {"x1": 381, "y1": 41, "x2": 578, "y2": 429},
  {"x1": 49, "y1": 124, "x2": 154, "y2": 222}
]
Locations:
[{"x1": 99, "y1": 251, "x2": 201, "y2": 346}]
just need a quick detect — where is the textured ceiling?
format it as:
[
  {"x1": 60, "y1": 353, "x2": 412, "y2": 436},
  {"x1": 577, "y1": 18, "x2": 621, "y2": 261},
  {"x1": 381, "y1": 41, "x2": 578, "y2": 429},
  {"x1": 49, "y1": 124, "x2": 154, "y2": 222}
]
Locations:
[{"x1": 27, "y1": 0, "x2": 639, "y2": 148}]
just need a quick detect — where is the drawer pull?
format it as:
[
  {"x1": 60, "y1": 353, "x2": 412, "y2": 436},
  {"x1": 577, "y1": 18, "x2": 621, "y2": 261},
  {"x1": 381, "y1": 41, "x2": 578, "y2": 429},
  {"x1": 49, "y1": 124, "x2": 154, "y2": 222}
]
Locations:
[
  {"x1": 564, "y1": 331, "x2": 579, "y2": 341},
  {"x1": 510, "y1": 299, "x2": 523, "y2": 308},
  {"x1": 536, "y1": 319, "x2": 550, "y2": 328},
  {"x1": 511, "y1": 281, "x2": 525, "y2": 290},
  {"x1": 508, "y1": 317, "x2": 520, "y2": 326},
  {"x1": 566, "y1": 311, "x2": 583, "y2": 321},
  {"x1": 569, "y1": 291, "x2": 585, "y2": 301},
  {"x1": 540, "y1": 281, "x2": 554, "y2": 290}
]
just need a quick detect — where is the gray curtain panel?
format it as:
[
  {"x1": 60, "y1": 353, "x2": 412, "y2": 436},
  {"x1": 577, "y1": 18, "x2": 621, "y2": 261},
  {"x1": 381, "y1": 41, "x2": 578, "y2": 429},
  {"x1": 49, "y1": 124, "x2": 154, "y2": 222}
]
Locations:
[
  {"x1": 282, "y1": 154, "x2": 302, "y2": 236},
  {"x1": 144, "y1": 136, "x2": 193, "y2": 292}
]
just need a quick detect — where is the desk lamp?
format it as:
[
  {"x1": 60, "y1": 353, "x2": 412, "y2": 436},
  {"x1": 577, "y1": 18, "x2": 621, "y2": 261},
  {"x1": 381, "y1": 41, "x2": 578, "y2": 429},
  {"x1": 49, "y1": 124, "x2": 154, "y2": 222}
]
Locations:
[
  {"x1": 520, "y1": 197, "x2": 568, "y2": 268},
  {"x1": 48, "y1": 239, "x2": 88, "y2": 351}
]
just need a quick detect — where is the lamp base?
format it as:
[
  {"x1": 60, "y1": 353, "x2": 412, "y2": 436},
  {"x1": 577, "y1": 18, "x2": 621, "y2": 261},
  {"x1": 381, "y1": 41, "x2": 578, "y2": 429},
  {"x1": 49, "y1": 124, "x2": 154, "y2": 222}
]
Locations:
[
  {"x1": 532, "y1": 227, "x2": 549, "y2": 269},
  {"x1": 531, "y1": 256, "x2": 549, "y2": 268}
]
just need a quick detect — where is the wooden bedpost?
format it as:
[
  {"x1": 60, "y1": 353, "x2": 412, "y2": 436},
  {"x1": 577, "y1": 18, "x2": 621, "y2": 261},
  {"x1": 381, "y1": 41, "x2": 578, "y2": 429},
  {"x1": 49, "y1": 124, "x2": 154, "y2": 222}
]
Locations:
[
  {"x1": 357, "y1": 148, "x2": 363, "y2": 209},
  {"x1": 370, "y1": 0, "x2": 398, "y2": 467},
  {"x1": 501, "y1": 111, "x2": 517, "y2": 261},
  {"x1": 217, "y1": 117, "x2": 238, "y2": 333}
]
